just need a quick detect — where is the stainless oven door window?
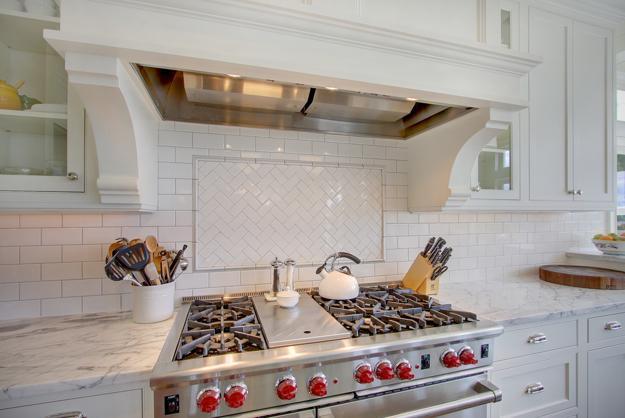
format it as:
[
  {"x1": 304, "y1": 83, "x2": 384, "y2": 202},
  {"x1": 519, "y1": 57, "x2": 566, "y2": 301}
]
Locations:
[{"x1": 317, "y1": 376, "x2": 501, "y2": 418}]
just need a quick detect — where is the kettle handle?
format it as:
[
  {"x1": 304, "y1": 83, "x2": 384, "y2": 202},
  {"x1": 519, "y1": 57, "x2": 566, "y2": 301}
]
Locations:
[
  {"x1": 316, "y1": 252, "x2": 361, "y2": 275},
  {"x1": 336, "y1": 252, "x2": 361, "y2": 265}
]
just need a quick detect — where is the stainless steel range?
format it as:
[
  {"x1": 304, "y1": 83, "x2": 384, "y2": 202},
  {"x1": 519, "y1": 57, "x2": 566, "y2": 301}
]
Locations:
[{"x1": 151, "y1": 284, "x2": 503, "y2": 418}]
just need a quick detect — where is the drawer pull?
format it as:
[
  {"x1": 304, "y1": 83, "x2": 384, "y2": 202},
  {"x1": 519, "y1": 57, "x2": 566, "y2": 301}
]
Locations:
[
  {"x1": 527, "y1": 333, "x2": 548, "y2": 344},
  {"x1": 525, "y1": 382, "x2": 545, "y2": 395},
  {"x1": 605, "y1": 321, "x2": 622, "y2": 331}
]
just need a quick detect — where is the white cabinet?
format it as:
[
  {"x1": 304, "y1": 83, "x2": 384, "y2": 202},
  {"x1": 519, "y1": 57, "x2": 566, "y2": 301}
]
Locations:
[
  {"x1": 528, "y1": 7, "x2": 614, "y2": 206},
  {"x1": 587, "y1": 343, "x2": 625, "y2": 418},
  {"x1": 0, "y1": 389, "x2": 142, "y2": 418},
  {"x1": 571, "y1": 21, "x2": 613, "y2": 203},
  {"x1": 0, "y1": 8, "x2": 85, "y2": 193}
]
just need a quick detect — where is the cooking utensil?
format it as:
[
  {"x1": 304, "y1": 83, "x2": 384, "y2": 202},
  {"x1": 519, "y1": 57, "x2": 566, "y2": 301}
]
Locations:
[
  {"x1": 169, "y1": 245, "x2": 188, "y2": 279},
  {"x1": 104, "y1": 255, "x2": 129, "y2": 281},
  {"x1": 115, "y1": 243, "x2": 152, "y2": 286},
  {"x1": 438, "y1": 247, "x2": 453, "y2": 266},
  {"x1": 107, "y1": 238, "x2": 128, "y2": 259},
  {"x1": 161, "y1": 257, "x2": 171, "y2": 283},
  {"x1": 316, "y1": 252, "x2": 361, "y2": 300},
  {"x1": 427, "y1": 238, "x2": 446, "y2": 263},
  {"x1": 143, "y1": 235, "x2": 161, "y2": 285},
  {"x1": 432, "y1": 265, "x2": 448, "y2": 279}
]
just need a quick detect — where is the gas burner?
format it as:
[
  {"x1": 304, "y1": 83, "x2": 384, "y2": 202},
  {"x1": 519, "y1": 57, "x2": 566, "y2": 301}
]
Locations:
[
  {"x1": 175, "y1": 297, "x2": 267, "y2": 360},
  {"x1": 312, "y1": 285, "x2": 477, "y2": 337}
]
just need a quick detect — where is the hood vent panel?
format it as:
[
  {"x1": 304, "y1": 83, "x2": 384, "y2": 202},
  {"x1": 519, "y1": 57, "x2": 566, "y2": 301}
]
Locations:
[{"x1": 136, "y1": 65, "x2": 475, "y2": 139}]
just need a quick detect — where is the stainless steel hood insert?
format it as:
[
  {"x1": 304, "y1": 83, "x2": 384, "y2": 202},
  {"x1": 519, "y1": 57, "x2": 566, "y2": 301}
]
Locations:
[{"x1": 135, "y1": 65, "x2": 475, "y2": 139}]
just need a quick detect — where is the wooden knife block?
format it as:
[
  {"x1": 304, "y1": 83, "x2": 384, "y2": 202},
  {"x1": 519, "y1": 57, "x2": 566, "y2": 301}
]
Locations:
[{"x1": 401, "y1": 255, "x2": 438, "y2": 295}]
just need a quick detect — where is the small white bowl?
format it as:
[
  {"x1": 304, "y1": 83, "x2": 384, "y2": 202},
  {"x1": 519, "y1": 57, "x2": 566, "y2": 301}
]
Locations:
[
  {"x1": 276, "y1": 290, "x2": 300, "y2": 308},
  {"x1": 592, "y1": 239, "x2": 625, "y2": 256}
]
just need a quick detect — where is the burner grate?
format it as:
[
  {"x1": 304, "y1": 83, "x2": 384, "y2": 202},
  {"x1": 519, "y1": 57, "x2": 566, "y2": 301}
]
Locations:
[
  {"x1": 312, "y1": 284, "x2": 477, "y2": 338},
  {"x1": 175, "y1": 297, "x2": 267, "y2": 360}
]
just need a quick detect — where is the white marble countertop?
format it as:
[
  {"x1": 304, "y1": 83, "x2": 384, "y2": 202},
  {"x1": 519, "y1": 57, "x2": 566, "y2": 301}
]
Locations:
[
  {"x1": 438, "y1": 278, "x2": 625, "y2": 327},
  {"x1": 0, "y1": 312, "x2": 174, "y2": 402}
]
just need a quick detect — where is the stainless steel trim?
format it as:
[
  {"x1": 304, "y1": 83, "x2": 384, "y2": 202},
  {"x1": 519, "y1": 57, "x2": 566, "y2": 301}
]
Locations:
[
  {"x1": 318, "y1": 375, "x2": 501, "y2": 418},
  {"x1": 605, "y1": 321, "x2": 622, "y2": 331},
  {"x1": 527, "y1": 333, "x2": 548, "y2": 344},
  {"x1": 525, "y1": 382, "x2": 545, "y2": 395},
  {"x1": 151, "y1": 305, "x2": 502, "y2": 389},
  {"x1": 45, "y1": 413, "x2": 85, "y2": 418}
]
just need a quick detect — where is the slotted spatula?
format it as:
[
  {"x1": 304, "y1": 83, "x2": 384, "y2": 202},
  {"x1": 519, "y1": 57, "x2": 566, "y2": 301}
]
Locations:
[{"x1": 115, "y1": 243, "x2": 152, "y2": 285}]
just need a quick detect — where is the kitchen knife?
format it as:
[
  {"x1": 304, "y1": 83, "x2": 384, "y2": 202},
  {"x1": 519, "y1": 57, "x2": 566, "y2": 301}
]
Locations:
[
  {"x1": 422, "y1": 237, "x2": 436, "y2": 257},
  {"x1": 428, "y1": 238, "x2": 446, "y2": 263},
  {"x1": 435, "y1": 247, "x2": 451, "y2": 266},
  {"x1": 439, "y1": 248, "x2": 453, "y2": 266}
]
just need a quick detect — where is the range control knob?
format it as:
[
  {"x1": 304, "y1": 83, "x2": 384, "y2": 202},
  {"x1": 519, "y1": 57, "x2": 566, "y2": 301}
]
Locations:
[
  {"x1": 375, "y1": 360, "x2": 395, "y2": 380},
  {"x1": 224, "y1": 383, "x2": 248, "y2": 409},
  {"x1": 197, "y1": 387, "x2": 220, "y2": 413},
  {"x1": 395, "y1": 360, "x2": 415, "y2": 380},
  {"x1": 441, "y1": 349, "x2": 461, "y2": 368},
  {"x1": 354, "y1": 362, "x2": 375, "y2": 384},
  {"x1": 276, "y1": 375, "x2": 298, "y2": 400},
  {"x1": 308, "y1": 374, "x2": 328, "y2": 397},
  {"x1": 458, "y1": 347, "x2": 478, "y2": 365}
]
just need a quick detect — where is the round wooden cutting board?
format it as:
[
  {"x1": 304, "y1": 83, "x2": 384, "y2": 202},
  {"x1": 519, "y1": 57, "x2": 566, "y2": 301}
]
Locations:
[{"x1": 539, "y1": 265, "x2": 625, "y2": 290}]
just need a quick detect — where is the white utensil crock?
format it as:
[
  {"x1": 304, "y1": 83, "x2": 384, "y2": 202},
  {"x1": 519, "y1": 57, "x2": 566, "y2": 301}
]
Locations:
[{"x1": 132, "y1": 281, "x2": 174, "y2": 323}]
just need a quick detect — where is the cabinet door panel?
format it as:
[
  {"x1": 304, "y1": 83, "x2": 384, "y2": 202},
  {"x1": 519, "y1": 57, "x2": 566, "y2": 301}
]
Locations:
[
  {"x1": 528, "y1": 8, "x2": 572, "y2": 201},
  {"x1": 588, "y1": 343, "x2": 625, "y2": 418},
  {"x1": 572, "y1": 22, "x2": 612, "y2": 202}
]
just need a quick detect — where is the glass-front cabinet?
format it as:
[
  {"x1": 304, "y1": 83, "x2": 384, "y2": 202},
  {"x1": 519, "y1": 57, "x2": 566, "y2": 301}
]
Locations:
[
  {"x1": 470, "y1": 111, "x2": 520, "y2": 200},
  {"x1": 0, "y1": 5, "x2": 84, "y2": 192}
]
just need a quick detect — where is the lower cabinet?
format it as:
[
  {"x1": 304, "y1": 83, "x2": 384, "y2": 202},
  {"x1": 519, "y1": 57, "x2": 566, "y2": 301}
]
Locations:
[
  {"x1": 491, "y1": 349, "x2": 577, "y2": 417},
  {"x1": 0, "y1": 389, "x2": 143, "y2": 418},
  {"x1": 587, "y1": 343, "x2": 625, "y2": 418}
]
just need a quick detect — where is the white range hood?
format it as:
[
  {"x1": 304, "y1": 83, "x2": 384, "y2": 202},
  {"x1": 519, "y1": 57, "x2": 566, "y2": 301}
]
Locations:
[{"x1": 44, "y1": 0, "x2": 541, "y2": 210}]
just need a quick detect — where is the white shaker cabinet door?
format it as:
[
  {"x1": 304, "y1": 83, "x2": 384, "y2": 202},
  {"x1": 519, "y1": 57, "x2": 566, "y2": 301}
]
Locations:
[
  {"x1": 528, "y1": 8, "x2": 573, "y2": 201},
  {"x1": 571, "y1": 21, "x2": 613, "y2": 203},
  {"x1": 587, "y1": 343, "x2": 625, "y2": 418}
]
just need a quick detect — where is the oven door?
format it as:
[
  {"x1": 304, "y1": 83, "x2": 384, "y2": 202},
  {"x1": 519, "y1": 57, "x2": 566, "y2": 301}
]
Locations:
[{"x1": 317, "y1": 374, "x2": 501, "y2": 418}]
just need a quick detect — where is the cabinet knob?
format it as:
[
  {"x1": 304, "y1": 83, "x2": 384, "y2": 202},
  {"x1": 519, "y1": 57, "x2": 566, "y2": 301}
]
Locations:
[
  {"x1": 525, "y1": 382, "x2": 545, "y2": 395},
  {"x1": 527, "y1": 333, "x2": 548, "y2": 344},
  {"x1": 471, "y1": 185, "x2": 481, "y2": 192},
  {"x1": 575, "y1": 189, "x2": 583, "y2": 196},
  {"x1": 67, "y1": 172, "x2": 79, "y2": 181},
  {"x1": 567, "y1": 190, "x2": 576, "y2": 195}
]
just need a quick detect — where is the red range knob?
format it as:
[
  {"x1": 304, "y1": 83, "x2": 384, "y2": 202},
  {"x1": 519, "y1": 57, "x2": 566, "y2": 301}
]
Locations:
[
  {"x1": 308, "y1": 374, "x2": 328, "y2": 397},
  {"x1": 197, "y1": 387, "x2": 220, "y2": 413},
  {"x1": 441, "y1": 350, "x2": 461, "y2": 368},
  {"x1": 224, "y1": 383, "x2": 248, "y2": 409},
  {"x1": 459, "y1": 348, "x2": 478, "y2": 365},
  {"x1": 375, "y1": 360, "x2": 395, "y2": 380},
  {"x1": 276, "y1": 376, "x2": 298, "y2": 400},
  {"x1": 354, "y1": 363, "x2": 375, "y2": 384},
  {"x1": 395, "y1": 360, "x2": 415, "y2": 380}
]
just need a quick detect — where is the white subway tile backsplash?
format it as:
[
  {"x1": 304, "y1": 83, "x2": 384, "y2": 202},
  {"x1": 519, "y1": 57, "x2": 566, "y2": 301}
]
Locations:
[
  {"x1": 42, "y1": 228, "x2": 82, "y2": 245},
  {"x1": 20, "y1": 246, "x2": 61, "y2": 264},
  {"x1": 0, "y1": 228, "x2": 41, "y2": 246},
  {"x1": 0, "y1": 247, "x2": 19, "y2": 264},
  {"x1": 0, "y1": 121, "x2": 606, "y2": 319},
  {"x1": 20, "y1": 214, "x2": 62, "y2": 228},
  {"x1": 41, "y1": 297, "x2": 82, "y2": 316},
  {"x1": 82, "y1": 227, "x2": 121, "y2": 244},
  {"x1": 20, "y1": 281, "x2": 61, "y2": 299},
  {"x1": 62, "y1": 214, "x2": 102, "y2": 227},
  {"x1": 43, "y1": 263, "x2": 82, "y2": 280},
  {"x1": 63, "y1": 278, "x2": 101, "y2": 297},
  {"x1": 0, "y1": 283, "x2": 19, "y2": 301}
]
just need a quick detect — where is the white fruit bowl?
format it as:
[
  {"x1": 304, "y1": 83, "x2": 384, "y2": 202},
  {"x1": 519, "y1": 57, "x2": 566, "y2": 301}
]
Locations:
[{"x1": 592, "y1": 239, "x2": 625, "y2": 256}]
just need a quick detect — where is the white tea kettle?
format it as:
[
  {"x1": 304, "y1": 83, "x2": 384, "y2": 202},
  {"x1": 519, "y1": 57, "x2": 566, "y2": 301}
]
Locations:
[{"x1": 316, "y1": 252, "x2": 362, "y2": 300}]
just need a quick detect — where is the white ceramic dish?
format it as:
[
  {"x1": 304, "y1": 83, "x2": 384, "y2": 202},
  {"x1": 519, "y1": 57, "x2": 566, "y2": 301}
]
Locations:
[
  {"x1": 276, "y1": 289, "x2": 300, "y2": 308},
  {"x1": 592, "y1": 239, "x2": 625, "y2": 256}
]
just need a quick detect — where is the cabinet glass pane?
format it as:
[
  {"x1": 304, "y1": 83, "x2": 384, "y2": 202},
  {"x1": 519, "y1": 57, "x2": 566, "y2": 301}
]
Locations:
[
  {"x1": 0, "y1": 8, "x2": 68, "y2": 178},
  {"x1": 501, "y1": 9, "x2": 511, "y2": 48},
  {"x1": 476, "y1": 125, "x2": 512, "y2": 191},
  {"x1": 0, "y1": 113, "x2": 67, "y2": 176}
]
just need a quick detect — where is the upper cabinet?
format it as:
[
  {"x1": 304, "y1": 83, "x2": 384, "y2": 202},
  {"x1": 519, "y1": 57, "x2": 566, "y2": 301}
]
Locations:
[
  {"x1": 0, "y1": 6, "x2": 85, "y2": 193},
  {"x1": 528, "y1": 7, "x2": 614, "y2": 207}
]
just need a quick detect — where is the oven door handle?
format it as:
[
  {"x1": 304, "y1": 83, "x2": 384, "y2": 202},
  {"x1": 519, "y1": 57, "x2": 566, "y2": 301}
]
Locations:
[
  {"x1": 318, "y1": 380, "x2": 502, "y2": 418},
  {"x1": 387, "y1": 381, "x2": 501, "y2": 418}
]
